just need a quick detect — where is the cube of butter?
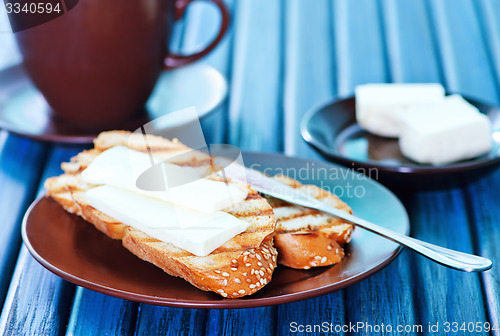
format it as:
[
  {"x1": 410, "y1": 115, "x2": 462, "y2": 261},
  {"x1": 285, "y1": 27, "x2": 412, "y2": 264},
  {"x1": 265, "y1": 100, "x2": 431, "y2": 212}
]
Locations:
[
  {"x1": 355, "y1": 83, "x2": 445, "y2": 137},
  {"x1": 399, "y1": 95, "x2": 492, "y2": 164}
]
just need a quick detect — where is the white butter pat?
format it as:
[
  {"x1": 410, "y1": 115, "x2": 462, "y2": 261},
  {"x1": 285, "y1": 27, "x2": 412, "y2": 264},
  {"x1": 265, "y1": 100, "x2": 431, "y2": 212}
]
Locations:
[
  {"x1": 399, "y1": 95, "x2": 492, "y2": 164},
  {"x1": 355, "y1": 83, "x2": 445, "y2": 137},
  {"x1": 87, "y1": 185, "x2": 249, "y2": 256},
  {"x1": 82, "y1": 146, "x2": 248, "y2": 213}
]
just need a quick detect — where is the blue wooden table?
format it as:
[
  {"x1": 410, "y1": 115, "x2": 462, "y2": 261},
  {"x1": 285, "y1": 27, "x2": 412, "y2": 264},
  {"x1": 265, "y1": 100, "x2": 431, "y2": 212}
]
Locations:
[{"x1": 1, "y1": 0, "x2": 500, "y2": 335}]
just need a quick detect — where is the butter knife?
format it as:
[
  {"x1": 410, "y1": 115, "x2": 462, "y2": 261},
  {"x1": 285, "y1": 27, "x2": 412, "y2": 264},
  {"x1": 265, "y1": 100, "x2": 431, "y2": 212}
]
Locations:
[{"x1": 222, "y1": 163, "x2": 492, "y2": 272}]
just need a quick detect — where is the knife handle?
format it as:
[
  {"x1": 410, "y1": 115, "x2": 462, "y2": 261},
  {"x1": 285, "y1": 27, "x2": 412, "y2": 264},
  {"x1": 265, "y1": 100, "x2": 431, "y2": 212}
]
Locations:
[{"x1": 315, "y1": 203, "x2": 492, "y2": 272}]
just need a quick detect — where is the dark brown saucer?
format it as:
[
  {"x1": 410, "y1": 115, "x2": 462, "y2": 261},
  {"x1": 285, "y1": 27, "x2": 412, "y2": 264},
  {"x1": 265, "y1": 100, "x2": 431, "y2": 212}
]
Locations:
[
  {"x1": 0, "y1": 64, "x2": 227, "y2": 143},
  {"x1": 301, "y1": 96, "x2": 500, "y2": 185},
  {"x1": 22, "y1": 153, "x2": 409, "y2": 308}
]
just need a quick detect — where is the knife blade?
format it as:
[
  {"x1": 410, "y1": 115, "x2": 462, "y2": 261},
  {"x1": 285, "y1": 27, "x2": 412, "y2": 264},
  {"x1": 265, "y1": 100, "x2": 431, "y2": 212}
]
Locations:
[{"x1": 217, "y1": 161, "x2": 492, "y2": 272}]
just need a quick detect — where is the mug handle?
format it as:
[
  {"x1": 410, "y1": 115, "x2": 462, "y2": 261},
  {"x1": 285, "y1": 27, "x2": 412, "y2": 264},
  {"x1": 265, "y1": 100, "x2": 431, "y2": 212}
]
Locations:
[{"x1": 164, "y1": 0, "x2": 230, "y2": 69}]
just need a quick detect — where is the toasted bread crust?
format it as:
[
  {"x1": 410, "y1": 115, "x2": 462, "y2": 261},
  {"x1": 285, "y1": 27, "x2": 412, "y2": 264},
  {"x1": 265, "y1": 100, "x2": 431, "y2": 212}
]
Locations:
[
  {"x1": 45, "y1": 131, "x2": 277, "y2": 298},
  {"x1": 274, "y1": 231, "x2": 344, "y2": 269},
  {"x1": 123, "y1": 229, "x2": 276, "y2": 295},
  {"x1": 267, "y1": 175, "x2": 354, "y2": 269}
]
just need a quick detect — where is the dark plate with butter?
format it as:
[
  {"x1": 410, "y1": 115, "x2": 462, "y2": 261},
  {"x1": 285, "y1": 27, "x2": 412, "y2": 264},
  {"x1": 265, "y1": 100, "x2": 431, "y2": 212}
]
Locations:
[
  {"x1": 301, "y1": 96, "x2": 500, "y2": 185},
  {"x1": 22, "y1": 153, "x2": 408, "y2": 309}
]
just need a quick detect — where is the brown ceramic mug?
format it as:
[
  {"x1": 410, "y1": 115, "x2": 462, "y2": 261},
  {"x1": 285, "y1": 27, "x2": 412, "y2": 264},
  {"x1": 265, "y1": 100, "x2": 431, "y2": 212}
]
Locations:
[{"x1": 9, "y1": 0, "x2": 229, "y2": 129}]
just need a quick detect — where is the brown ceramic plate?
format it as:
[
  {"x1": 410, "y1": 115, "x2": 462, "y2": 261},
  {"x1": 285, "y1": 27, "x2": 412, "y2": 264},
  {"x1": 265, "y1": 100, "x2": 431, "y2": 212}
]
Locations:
[
  {"x1": 0, "y1": 64, "x2": 227, "y2": 143},
  {"x1": 301, "y1": 96, "x2": 500, "y2": 179},
  {"x1": 22, "y1": 153, "x2": 409, "y2": 308}
]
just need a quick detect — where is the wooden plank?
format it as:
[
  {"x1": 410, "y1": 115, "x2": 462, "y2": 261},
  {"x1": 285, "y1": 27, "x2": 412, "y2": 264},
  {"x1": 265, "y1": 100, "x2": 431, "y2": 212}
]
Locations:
[
  {"x1": 283, "y1": 0, "x2": 336, "y2": 157},
  {"x1": 406, "y1": 188, "x2": 488, "y2": 336},
  {"x1": 0, "y1": 146, "x2": 79, "y2": 336},
  {"x1": 0, "y1": 132, "x2": 47, "y2": 307},
  {"x1": 475, "y1": 0, "x2": 500, "y2": 94},
  {"x1": 334, "y1": 0, "x2": 389, "y2": 96},
  {"x1": 205, "y1": 308, "x2": 273, "y2": 336},
  {"x1": 276, "y1": 295, "x2": 344, "y2": 336},
  {"x1": 427, "y1": 0, "x2": 499, "y2": 103},
  {"x1": 66, "y1": 288, "x2": 137, "y2": 336},
  {"x1": 381, "y1": 0, "x2": 441, "y2": 83},
  {"x1": 226, "y1": 0, "x2": 283, "y2": 151},
  {"x1": 0, "y1": 248, "x2": 75, "y2": 336},
  {"x1": 464, "y1": 171, "x2": 500, "y2": 336},
  {"x1": 181, "y1": 0, "x2": 235, "y2": 145},
  {"x1": 343, "y1": 251, "x2": 418, "y2": 336},
  {"x1": 135, "y1": 305, "x2": 206, "y2": 336}
]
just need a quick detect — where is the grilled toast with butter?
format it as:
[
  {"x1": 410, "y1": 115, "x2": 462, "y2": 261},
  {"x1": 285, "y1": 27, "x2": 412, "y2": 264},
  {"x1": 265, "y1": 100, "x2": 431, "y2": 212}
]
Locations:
[
  {"x1": 45, "y1": 131, "x2": 354, "y2": 297},
  {"x1": 45, "y1": 131, "x2": 277, "y2": 298}
]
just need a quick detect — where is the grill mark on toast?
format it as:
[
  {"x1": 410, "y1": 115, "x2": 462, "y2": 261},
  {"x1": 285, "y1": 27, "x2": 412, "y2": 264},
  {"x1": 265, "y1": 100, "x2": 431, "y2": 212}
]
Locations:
[
  {"x1": 233, "y1": 209, "x2": 275, "y2": 218},
  {"x1": 173, "y1": 159, "x2": 213, "y2": 167},
  {"x1": 277, "y1": 211, "x2": 323, "y2": 221},
  {"x1": 244, "y1": 193, "x2": 261, "y2": 200}
]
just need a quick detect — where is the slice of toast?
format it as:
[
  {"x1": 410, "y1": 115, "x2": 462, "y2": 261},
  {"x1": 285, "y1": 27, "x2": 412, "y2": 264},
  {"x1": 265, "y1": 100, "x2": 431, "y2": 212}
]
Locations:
[
  {"x1": 45, "y1": 131, "x2": 277, "y2": 298},
  {"x1": 265, "y1": 175, "x2": 354, "y2": 270}
]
